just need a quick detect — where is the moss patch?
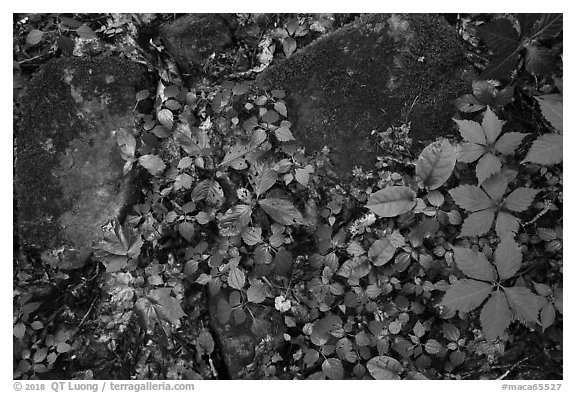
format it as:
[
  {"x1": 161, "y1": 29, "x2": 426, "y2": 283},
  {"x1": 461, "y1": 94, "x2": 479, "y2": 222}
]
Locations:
[
  {"x1": 256, "y1": 14, "x2": 471, "y2": 176},
  {"x1": 15, "y1": 56, "x2": 147, "y2": 268}
]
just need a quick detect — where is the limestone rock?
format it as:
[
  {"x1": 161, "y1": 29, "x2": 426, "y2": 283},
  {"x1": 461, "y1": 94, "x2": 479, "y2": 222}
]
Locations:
[
  {"x1": 15, "y1": 57, "x2": 147, "y2": 269},
  {"x1": 159, "y1": 14, "x2": 233, "y2": 82},
  {"x1": 256, "y1": 14, "x2": 472, "y2": 176}
]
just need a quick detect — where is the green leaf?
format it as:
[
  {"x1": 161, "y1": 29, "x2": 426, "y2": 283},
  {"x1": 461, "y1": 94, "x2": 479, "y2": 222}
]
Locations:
[
  {"x1": 478, "y1": 18, "x2": 521, "y2": 79},
  {"x1": 457, "y1": 142, "x2": 485, "y2": 163},
  {"x1": 460, "y1": 208, "x2": 495, "y2": 237},
  {"x1": 174, "y1": 173, "x2": 193, "y2": 190},
  {"x1": 441, "y1": 279, "x2": 493, "y2": 313},
  {"x1": 26, "y1": 29, "x2": 44, "y2": 45},
  {"x1": 295, "y1": 167, "x2": 311, "y2": 187},
  {"x1": 57, "y1": 36, "x2": 75, "y2": 55},
  {"x1": 259, "y1": 198, "x2": 304, "y2": 226},
  {"x1": 416, "y1": 139, "x2": 457, "y2": 190},
  {"x1": 525, "y1": 45, "x2": 554, "y2": 76},
  {"x1": 553, "y1": 287, "x2": 563, "y2": 314},
  {"x1": 523, "y1": 133, "x2": 562, "y2": 165},
  {"x1": 196, "y1": 329, "x2": 215, "y2": 355},
  {"x1": 494, "y1": 236, "x2": 522, "y2": 280},
  {"x1": 274, "y1": 248, "x2": 293, "y2": 275},
  {"x1": 476, "y1": 152, "x2": 502, "y2": 186},
  {"x1": 283, "y1": 37, "x2": 298, "y2": 57},
  {"x1": 540, "y1": 302, "x2": 556, "y2": 331},
  {"x1": 455, "y1": 94, "x2": 485, "y2": 113},
  {"x1": 366, "y1": 186, "x2": 416, "y2": 218},
  {"x1": 13, "y1": 322, "x2": 26, "y2": 340},
  {"x1": 157, "y1": 109, "x2": 174, "y2": 129},
  {"x1": 252, "y1": 168, "x2": 278, "y2": 198},
  {"x1": 494, "y1": 132, "x2": 528, "y2": 155},
  {"x1": 495, "y1": 211, "x2": 520, "y2": 239},
  {"x1": 482, "y1": 107, "x2": 504, "y2": 145},
  {"x1": 424, "y1": 339, "x2": 444, "y2": 355},
  {"x1": 481, "y1": 169, "x2": 517, "y2": 201},
  {"x1": 449, "y1": 185, "x2": 494, "y2": 212},
  {"x1": 274, "y1": 101, "x2": 288, "y2": 117},
  {"x1": 219, "y1": 204, "x2": 252, "y2": 237},
  {"x1": 275, "y1": 124, "x2": 295, "y2": 142},
  {"x1": 178, "y1": 221, "x2": 195, "y2": 242},
  {"x1": 262, "y1": 109, "x2": 280, "y2": 124},
  {"x1": 503, "y1": 188, "x2": 540, "y2": 212},
  {"x1": 503, "y1": 286, "x2": 540, "y2": 324},
  {"x1": 76, "y1": 24, "x2": 97, "y2": 39},
  {"x1": 93, "y1": 219, "x2": 143, "y2": 272},
  {"x1": 366, "y1": 356, "x2": 403, "y2": 380},
  {"x1": 304, "y1": 349, "x2": 320, "y2": 368},
  {"x1": 453, "y1": 248, "x2": 497, "y2": 282},
  {"x1": 530, "y1": 14, "x2": 562, "y2": 40},
  {"x1": 138, "y1": 154, "x2": 166, "y2": 176},
  {"x1": 242, "y1": 226, "x2": 263, "y2": 246},
  {"x1": 480, "y1": 290, "x2": 512, "y2": 342},
  {"x1": 453, "y1": 119, "x2": 486, "y2": 145},
  {"x1": 228, "y1": 266, "x2": 246, "y2": 290},
  {"x1": 247, "y1": 281, "x2": 268, "y2": 303},
  {"x1": 140, "y1": 288, "x2": 186, "y2": 327},
  {"x1": 322, "y1": 358, "x2": 344, "y2": 380},
  {"x1": 368, "y1": 239, "x2": 397, "y2": 266},
  {"x1": 336, "y1": 337, "x2": 357, "y2": 362},
  {"x1": 535, "y1": 94, "x2": 563, "y2": 133},
  {"x1": 191, "y1": 179, "x2": 224, "y2": 205}
]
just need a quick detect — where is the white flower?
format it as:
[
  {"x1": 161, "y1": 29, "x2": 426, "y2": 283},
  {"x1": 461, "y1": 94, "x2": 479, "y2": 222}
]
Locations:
[{"x1": 275, "y1": 295, "x2": 291, "y2": 313}]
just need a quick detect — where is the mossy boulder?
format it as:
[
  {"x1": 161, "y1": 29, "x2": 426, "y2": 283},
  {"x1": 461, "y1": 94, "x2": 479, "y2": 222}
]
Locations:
[
  {"x1": 159, "y1": 14, "x2": 233, "y2": 83},
  {"x1": 15, "y1": 57, "x2": 148, "y2": 269},
  {"x1": 256, "y1": 13, "x2": 472, "y2": 176}
]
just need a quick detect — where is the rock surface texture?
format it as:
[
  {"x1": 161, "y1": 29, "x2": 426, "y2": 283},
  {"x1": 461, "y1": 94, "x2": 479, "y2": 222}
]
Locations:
[
  {"x1": 15, "y1": 57, "x2": 147, "y2": 269},
  {"x1": 159, "y1": 14, "x2": 233, "y2": 82},
  {"x1": 256, "y1": 14, "x2": 471, "y2": 176}
]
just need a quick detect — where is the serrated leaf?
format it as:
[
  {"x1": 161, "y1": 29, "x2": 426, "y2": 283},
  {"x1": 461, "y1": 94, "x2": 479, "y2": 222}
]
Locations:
[
  {"x1": 366, "y1": 186, "x2": 416, "y2": 218},
  {"x1": 503, "y1": 188, "x2": 540, "y2": 212},
  {"x1": 174, "y1": 173, "x2": 193, "y2": 190},
  {"x1": 455, "y1": 94, "x2": 485, "y2": 113},
  {"x1": 416, "y1": 139, "x2": 457, "y2": 190},
  {"x1": 441, "y1": 279, "x2": 493, "y2": 313},
  {"x1": 535, "y1": 94, "x2": 562, "y2": 133},
  {"x1": 460, "y1": 208, "x2": 495, "y2": 237},
  {"x1": 454, "y1": 119, "x2": 486, "y2": 145},
  {"x1": 494, "y1": 236, "x2": 522, "y2": 280},
  {"x1": 275, "y1": 125, "x2": 295, "y2": 142},
  {"x1": 336, "y1": 337, "x2": 357, "y2": 363},
  {"x1": 191, "y1": 179, "x2": 224, "y2": 205},
  {"x1": 174, "y1": 129, "x2": 208, "y2": 156},
  {"x1": 295, "y1": 168, "x2": 310, "y2": 186},
  {"x1": 523, "y1": 133, "x2": 562, "y2": 165},
  {"x1": 494, "y1": 132, "x2": 528, "y2": 155},
  {"x1": 525, "y1": 45, "x2": 554, "y2": 76},
  {"x1": 449, "y1": 185, "x2": 494, "y2": 212},
  {"x1": 368, "y1": 239, "x2": 397, "y2": 266},
  {"x1": 262, "y1": 109, "x2": 280, "y2": 124},
  {"x1": 424, "y1": 339, "x2": 444, "y2": 355},
  {"x1": 253, "y1": 168, "x2": 278, "y2": 197},
  {"x1": 157, "y1": 109, "x2": 174, "y2": 129},
  {"x1": 366, "y1": 356, "x2": 403, "y2": 380},
  {"x1": 283, "y1": 37, "x2": 297, "y2": 57},
  {"x1": 178, "y1": 221, "x2": 195, "y2": 242},
  {"x1": 242, "y1": 226, "x2": 263, "y2": 246},
  {"x1": 228, "y1": 266, "x2": 246, "y2": 290},
  {"x1": 553, "y1": 287, "x2": 562, "y2": 314},
  {"x1": 457, "y1": 142, "x2": 485, "y2": 163},
  {"x1": 481, "y1": 169, "x2": 517, "y2": 201},
  {"x1": 304, "y1": 349, "x2": 320, "y2": 368},
  {"x1": 247, "y1": 281, "x2": 268, "y2": 303},
  {"x1": 477, "y1": 152, "x2": 502, "y2": 185},
  {"x1": 13, "y1": 323, "x2": 26, "y2": 340},
  {"x1": 216, "y1": 298, "x2": 232, "y2": 324},
  {"x1": 26, "y1": 29, "x2": 44, "y2": 45},
  {"x1": 274, "y1": 101, "x2": 288, "y2": 117},
  {"x1": 259, "y1": 198, "x2": 303, "y2": 226},
  {"x1": 530, "y1": 14, "x2": 562, "y2": 40},
  {"x1": 322, "y1": 358, "x2": 344, "y2": 379},
  {"x1": 93, "y1": 219, "x2": 143, "y2": 272},
  {"x1": 478, "y1": 18, "x2": 521, "y2": 80},
  {"x1": 503, "y1": 286, "x2": 540, "y2": 323},
  {"x1": 482, "y1": 107, "x2": 504, "y2": 145},
  {"x1": 219, "y1": 204, "x2": 252, "y2": 237},
  {"x1": 453, "y1": 248, "x2": 497, "y2": 282},
  {"x1": 480, "y1": 290, "x2": 512, "y2": 341},
  {"x1": 138, "y1": 154, "x2": 166, "y2": 176},
  {"x1": 495, "y1": 211, "x2": 520, "y2": 239}
]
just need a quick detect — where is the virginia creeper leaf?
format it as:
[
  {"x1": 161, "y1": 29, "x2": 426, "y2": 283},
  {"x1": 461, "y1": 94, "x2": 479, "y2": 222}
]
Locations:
[
  {"x1": 481, "y1": 169, "x2": 517, "y2": 201},
  {"x1": 494, "y1": 235, "x2": 522, "y2": 280},
  {"x1": 476, "y1": 152, "x2": 502, "y2": 185},
  {"x1": 503, "y1": 286, "x2": 540, "y2": 324},
  {"x1": 453, "y1": 119, "x2": 486, "y2": 145},
  {"x1": 494, "y1": 132, "x2": 528, "y2": 155},
  {"x1": 480, "y1": 290, "x2": 512, "y2": 341},
  {"x1": 453, "y1": 248, "x2": 497, "y2": 282},
  {"x1": 535, "y1": 94, "x2": 563, "y2": 133},
  {"x1": 441, "y1": 279, "x2": 493, "y2": 313},
  {"x1": 523, "y1": 133, "x2": 562, "y2": 165},
  {"x1": 482, "y1": 107, "x2": 504, "y2": 145},
  {"x1": 460, "y1": 208, "x2": 495, "y2": 237},
  {"x1": 503, "y1": 188, "x2": 540, "y2": 212},
  {"x1": 457, "y1": 142, "x2": 485, "y2": 163},
  {"x1": 449, "y1": 185, "x2": 494, "y2": 212},
  {"x1": 495, "y1": 211, "x2": 520, "y2": 238}
]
